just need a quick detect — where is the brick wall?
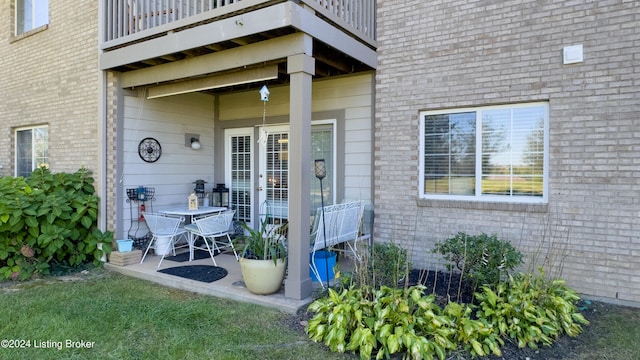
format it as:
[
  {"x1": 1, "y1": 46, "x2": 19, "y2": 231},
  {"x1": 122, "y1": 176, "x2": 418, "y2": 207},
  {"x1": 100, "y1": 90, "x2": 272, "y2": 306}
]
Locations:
[
  {"x1": 375, "y1": 0, "x2": 640, "y2": 305},
  {"x1": 0, "y1": 2, "x2": 99, "y2": 177}
]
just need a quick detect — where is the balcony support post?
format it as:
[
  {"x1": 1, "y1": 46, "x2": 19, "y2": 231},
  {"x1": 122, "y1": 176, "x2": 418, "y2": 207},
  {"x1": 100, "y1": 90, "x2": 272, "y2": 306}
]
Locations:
[{"x1": 284, "y1": 52, "x2": 315, "y2": 300}]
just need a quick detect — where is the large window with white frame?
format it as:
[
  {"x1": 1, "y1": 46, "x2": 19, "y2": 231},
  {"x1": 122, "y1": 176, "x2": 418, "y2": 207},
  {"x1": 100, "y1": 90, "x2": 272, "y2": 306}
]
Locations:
[
  {"x1": 419, "y1": 103, "x2": 548, "y2": 203},
  {"x1": 15, "y1": 0, "x2": 49, "y2": 36},
  {"x1": 15, "y1": 125, "x2": 49, "y2": 177}
]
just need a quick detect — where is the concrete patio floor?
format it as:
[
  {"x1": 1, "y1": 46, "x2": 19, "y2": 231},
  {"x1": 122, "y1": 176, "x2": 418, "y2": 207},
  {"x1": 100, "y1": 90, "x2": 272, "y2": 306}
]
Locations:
[{"x1": 105, "y1": 249, "x2": 347, "y2": 314}]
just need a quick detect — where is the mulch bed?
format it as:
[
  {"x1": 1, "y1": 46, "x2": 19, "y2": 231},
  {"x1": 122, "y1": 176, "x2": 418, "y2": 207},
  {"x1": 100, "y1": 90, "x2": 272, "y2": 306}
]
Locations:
[{"x1": 285, "y1": 269, "x2": 607, "y2": 360}]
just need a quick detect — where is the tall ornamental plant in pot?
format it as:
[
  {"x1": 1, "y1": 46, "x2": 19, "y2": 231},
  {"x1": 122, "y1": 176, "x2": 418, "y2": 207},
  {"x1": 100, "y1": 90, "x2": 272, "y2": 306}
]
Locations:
[{"x1": 238, "y1": 216, "x2": 287, "y2": 295}]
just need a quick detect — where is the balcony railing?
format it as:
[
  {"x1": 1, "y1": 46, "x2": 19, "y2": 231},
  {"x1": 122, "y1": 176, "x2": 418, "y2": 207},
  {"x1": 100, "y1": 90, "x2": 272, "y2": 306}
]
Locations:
[{"x1": 102, "y1": 0, "x2": 375, "y2": 49}]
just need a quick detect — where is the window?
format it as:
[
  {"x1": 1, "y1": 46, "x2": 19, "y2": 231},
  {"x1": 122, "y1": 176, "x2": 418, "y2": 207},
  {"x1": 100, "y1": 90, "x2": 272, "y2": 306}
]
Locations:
[
  {"x1": 15, "y1": 0, "x2": 49, "y2": 35},
  {"x1": 420, "y1": 103, "x2": 548, "y2": 203},
  {"x1": 15, "y1": 126, "x2": 48, "y2": 177}
]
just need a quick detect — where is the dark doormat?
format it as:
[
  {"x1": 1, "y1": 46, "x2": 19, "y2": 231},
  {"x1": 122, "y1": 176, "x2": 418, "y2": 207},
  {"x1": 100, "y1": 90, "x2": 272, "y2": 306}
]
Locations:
[
  {"x1": 158, "y1": 265, "x2": 228, "y2": 283},
  {"x1": 164, "y1": 249, "x2": 221, "y2": 262}
]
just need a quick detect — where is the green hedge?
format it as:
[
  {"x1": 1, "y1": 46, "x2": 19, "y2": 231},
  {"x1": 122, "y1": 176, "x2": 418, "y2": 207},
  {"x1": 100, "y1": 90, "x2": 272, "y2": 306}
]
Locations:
[{"x1": 0, "y1": 167, "x2": 113, "y2": 280}]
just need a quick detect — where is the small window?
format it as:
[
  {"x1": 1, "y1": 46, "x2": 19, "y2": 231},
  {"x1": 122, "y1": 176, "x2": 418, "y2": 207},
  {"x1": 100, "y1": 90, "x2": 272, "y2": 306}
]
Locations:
[
  {"x1": 419, "y1": 103, "x2": 548, "y2": 203},
  {"x1": 15, "y1": 126, "x2": 49, "y2": 177},
  {"x1": 15, "y1": 0, "x2": 49, "y2": 36}
]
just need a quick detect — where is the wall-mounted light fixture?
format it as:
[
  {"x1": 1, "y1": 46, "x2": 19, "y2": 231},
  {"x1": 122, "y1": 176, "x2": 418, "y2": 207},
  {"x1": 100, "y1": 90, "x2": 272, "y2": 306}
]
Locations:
[{"x1": 185, "y1": 133, "x2": 201, "y2": 150}]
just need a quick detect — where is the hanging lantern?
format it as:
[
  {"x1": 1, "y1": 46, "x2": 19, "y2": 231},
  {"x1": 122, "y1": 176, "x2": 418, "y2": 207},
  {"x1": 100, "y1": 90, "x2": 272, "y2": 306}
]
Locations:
[{"x1": 212, "y1": 183, "x2": 230, "y2": 208}]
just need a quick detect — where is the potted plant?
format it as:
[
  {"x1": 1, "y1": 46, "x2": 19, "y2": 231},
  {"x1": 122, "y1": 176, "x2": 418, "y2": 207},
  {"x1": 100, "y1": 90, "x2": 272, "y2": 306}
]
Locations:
[{"x1": 238, "y1": 217, "x2": 287, "y2": 295}]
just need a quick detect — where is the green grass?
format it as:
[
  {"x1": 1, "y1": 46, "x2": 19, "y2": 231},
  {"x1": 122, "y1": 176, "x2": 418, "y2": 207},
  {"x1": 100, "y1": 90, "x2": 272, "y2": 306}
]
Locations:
[
  {"x1": 0, "y1": 269, "x2": 354, "y2": 360},
  {"x1": 567, "y1": 301, "x2": 640, "y2": 360},
  {"x1": 1, "y1": 269, "x2": 638, "y2": 360}
]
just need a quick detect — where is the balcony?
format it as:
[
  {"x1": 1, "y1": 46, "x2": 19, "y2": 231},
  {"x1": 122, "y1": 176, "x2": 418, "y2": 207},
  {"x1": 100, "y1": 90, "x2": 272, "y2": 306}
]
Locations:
[
  {"x1": 101, "y1": 0, "x2": 376, "y2": 77},
  {"x1": 103, "y1": 0, "x2": 375, "y2": 44}
]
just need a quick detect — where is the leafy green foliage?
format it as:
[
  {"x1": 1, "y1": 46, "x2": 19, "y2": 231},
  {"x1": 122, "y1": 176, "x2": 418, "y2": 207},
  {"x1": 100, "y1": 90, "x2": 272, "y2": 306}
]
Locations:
[
  {"x1": 239, "y1": 217, "x2": 287, "y2": 264},
  {"x1": 432, "y1": 232, "x2": 523, "y2": 287},
  {"x1": 0, "y1": 167, "x2": 113, "y2": 280},
  {"x1": 307, "y1": 285, "x2": 458, "y2": 360},
  {"x1": 367, "y1": 242, "x2": 411, "y2": 289},
  {"x1": 308, "y1": 240, "x2": 588, "y2": 360},
  {"x1": 474, "y1": 268, "x2": 589, "y2": 349}
]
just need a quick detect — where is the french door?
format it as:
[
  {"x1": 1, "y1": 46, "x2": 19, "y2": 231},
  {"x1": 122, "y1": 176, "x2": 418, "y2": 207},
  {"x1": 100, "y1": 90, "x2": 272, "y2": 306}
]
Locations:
[
  {"x1": 225, "y1": 121, "x2": 334, "y2": 228},
  {"x1": 258, "y1": 126, "x2": 289, "y2": 224}
]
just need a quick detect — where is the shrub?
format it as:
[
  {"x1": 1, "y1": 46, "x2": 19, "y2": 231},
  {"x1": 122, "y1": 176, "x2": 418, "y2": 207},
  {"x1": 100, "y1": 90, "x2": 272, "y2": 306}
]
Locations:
[
  {"x1": 432, "y1": 232, "x2": 523, "y2": 288},
  {"x1": 366, "y1": 242, "x2": 411, "y2": 288},
  {"x1": 0, "y1": 167, "x2": 113, "y2": 280}
]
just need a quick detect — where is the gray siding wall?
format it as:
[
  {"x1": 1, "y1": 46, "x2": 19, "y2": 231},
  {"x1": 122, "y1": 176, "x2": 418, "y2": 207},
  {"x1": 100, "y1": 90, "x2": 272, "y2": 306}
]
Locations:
[
  {"x1": 375, "y1": 0, "x2": 639, "y2": 305},
  {"x1": 117, "y1": 91, "x2": 216, "y2": 240}
]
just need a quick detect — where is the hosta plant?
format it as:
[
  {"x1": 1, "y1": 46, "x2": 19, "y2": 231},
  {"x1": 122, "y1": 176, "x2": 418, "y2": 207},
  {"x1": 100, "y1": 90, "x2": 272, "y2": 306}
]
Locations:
[
  {"x1": 306, "y1": 285, "x2": 457, "y2": 360},
  {"x1": 474, "y1": 268, "x2": 589, "y2": 349},
  {"x1": 444, "y1": 301, "x2": 503, "y2": 357}
]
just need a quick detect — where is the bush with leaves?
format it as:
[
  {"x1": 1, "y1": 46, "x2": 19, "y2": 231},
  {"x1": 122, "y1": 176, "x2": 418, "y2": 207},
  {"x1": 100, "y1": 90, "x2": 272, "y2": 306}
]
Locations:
[
  {"x1": 307, "y1": 285, "x2": 458, "y2": 360},
  {"x1": 366, "y1": 242, "x2": 411, "y2": 288},
  {"x1": 432, "y1": 232, "x2": 523, "y2": 288},
  {"x1": 474, "y1": 268, "x2": 589, "y2": 349},
  {"x1": 0, "y1": 167, "x2": 113, "y2": 280}
]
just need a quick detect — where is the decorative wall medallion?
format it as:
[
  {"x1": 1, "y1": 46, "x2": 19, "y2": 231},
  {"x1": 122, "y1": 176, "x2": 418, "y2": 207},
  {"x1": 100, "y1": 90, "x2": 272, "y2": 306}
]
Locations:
[{"x1": 138, "y1": 137, "x2": 162, "y2": 163}]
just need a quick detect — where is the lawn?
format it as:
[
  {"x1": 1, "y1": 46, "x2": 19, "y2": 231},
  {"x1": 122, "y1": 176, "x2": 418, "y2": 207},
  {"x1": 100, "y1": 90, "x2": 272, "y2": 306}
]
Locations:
[
  {"x1": 0, "y1": 269, "x2": 353, "y2": 360},
  {"x1": 0, "y1": 268, "x2": 638, "y2": 360}
]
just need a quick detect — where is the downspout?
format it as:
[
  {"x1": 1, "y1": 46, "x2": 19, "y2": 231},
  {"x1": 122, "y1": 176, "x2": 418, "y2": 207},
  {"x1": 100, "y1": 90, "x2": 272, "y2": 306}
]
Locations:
[{"x1": 97, "y1": 0, "x2": 108, "y2": 261}]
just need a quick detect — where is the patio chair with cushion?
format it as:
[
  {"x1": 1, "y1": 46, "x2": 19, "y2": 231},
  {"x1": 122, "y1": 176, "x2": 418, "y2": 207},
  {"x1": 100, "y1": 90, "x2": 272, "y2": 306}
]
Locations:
[
  {"x1": 184, "y1": 209, "x2": 238, "y2": 266},
  {"x1": 141, "y1": 213, "x2": 188, "y2": 268}
]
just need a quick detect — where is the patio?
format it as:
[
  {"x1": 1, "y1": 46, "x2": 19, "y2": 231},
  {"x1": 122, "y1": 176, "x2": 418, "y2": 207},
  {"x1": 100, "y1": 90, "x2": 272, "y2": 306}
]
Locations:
[{"x1": 105, "y1": 249, "x2": 353, "y2": 314}]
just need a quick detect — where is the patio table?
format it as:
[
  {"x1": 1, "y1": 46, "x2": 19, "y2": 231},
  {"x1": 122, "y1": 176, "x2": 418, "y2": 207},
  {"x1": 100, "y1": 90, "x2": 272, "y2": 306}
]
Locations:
[{"x1": 159, "y1": 206, "x2": 227, "y2": 261}]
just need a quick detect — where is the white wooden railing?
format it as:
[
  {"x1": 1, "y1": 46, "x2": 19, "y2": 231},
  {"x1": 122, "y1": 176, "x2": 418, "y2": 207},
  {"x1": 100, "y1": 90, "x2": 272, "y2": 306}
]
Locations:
[{"x1": 102, "y1": 0, "x2": 375, "y2": 47}]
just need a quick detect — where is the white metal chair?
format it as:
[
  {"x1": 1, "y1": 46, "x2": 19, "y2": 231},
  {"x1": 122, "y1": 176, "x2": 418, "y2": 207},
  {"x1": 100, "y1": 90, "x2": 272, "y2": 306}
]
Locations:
[
  {"x1": 184, "y1": 210, "x2": 237, "y2": 266},
  {"x1": 141, "y1": 213, "x2": 188, "y2": 268}
]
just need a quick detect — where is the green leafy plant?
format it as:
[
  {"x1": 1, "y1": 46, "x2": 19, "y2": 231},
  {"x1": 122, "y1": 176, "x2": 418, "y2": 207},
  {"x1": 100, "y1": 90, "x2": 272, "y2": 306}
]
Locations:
[
  {"x1": 307, "y1": 268, "x2": 590, "y2": 360},
  {"x1": 444, "y1": 301, "x2": 503, "y2": 357},
  {"x1": 366, "y1": 242, "x2": 411, "y2": 289},
  {"x1": 239, "y1": 217, "x2": 287, "y2": 265},
  {"x1": 432, "y1": 232, "x2": 523, "y2": 288},
  {"x1": 307, "y1": 285, "x2": 457, "y2": 360},
  {"x1": 474, "y1": 268, "x2": 589, "y2": 349},
  {"x1": 0, "y1": 167, "x2": 113, "y2": 280}
]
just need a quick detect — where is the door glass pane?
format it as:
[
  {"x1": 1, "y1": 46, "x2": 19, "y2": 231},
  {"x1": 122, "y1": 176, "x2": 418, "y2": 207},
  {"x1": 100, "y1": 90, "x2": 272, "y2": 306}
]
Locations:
[
  {"x1": 256, "y1": 124, "x2": 334, "y2": 225},
  {"x1": 310, "y1": 125, "x2": 333, "y2": 214},
  {"x1": 230, "y1": 135, "x2": 251, "y2": 222},
  {"x1": 264, "y1": 132, "x2": 288, "y2": 223}
]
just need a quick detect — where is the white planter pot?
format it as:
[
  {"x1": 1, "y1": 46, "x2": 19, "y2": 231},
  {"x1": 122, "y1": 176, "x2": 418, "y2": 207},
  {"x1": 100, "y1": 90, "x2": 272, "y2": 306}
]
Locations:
[{"x1": 239, "y1": 257, "x2": 287, "y2": 295}]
